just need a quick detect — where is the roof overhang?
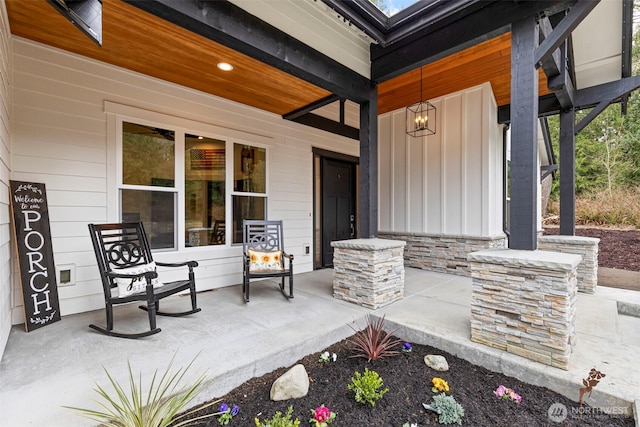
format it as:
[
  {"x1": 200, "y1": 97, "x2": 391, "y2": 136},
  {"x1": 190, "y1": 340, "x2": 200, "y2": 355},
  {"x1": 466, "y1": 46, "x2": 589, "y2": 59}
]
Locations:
[{"x1": 4, "y1": 0, "x2": 634, "y2": 136}]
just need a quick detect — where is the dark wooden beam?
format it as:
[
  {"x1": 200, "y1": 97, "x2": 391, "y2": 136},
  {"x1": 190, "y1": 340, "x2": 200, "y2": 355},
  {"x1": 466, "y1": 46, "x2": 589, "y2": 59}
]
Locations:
[
  {"x1": 534, "y1": 0, "x2": 599, "y2": 68},
  {"x1": 359, "y1": 85, "x2": 378, "y2": 238},
  {"x1": 559, "y1": 108, "x2": 576, "y2": 235},
  {"x1": 287, "y1": 113, "x2": 359, "y2": 140},
  {"x1": 538, "y1": 16, "x2": 562, "y2": 77},
  {"x1": 498, "y1": 94, "x2": 561, "y2": 123},
  {"x1": 498, "y1": 75, "x2": 640, "y2": 123},
  {"x1": 573, "y1": 75, "x2": 640, "y2": 132},
  {"x1": 546, "y1": 41, "x2": 575, "y2": 109},
  {"x1": 509, "y1": 15, "x2": 539, "y2": 250},
  {"x1": 283, "y1": 95, "x2": 340, "y2": 121},
  {"x1": 575, "y1": 101, "x2": 609, "y2": 134},
  {"x1": 540, "y1": 117, "x2": 557, "y2": 181},
  {"x1": 125, "y1": 0, "x2": 372, "y2": 102},
  {"x1": 541, "y1": 164, "x2": 559, "y2": 181},
  {"x1": 575, "y1": 75, "x2": 640, "y2": 108},
  {"x1": 620, "y1": 0, "x2": 633, "y2": 113}
]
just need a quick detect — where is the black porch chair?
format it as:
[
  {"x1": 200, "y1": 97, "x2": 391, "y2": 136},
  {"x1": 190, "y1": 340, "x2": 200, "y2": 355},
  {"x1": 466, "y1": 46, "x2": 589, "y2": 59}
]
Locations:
[
  {"x1": 88, "y1": 222, "x2": 201, "y2": 338},
  {"x1": 242, "y1": 220, "x2": 294, "y2": 302}
]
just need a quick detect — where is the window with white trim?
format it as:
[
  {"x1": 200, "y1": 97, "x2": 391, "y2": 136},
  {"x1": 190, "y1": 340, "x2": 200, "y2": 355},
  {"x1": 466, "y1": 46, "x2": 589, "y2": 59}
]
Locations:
[{"x1": 114, "y1": 112, "x2": 268, "y2": 251}]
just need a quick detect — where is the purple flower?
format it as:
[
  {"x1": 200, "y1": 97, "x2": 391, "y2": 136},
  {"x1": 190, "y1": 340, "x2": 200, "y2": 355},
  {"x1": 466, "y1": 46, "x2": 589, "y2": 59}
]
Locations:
[
  {"x1": 231, "y1": 404, "x2": 240, "y2": 416},
  {"x1": 220, "y1": 402, "x2": 229, "y2": 413},
  {"x1": 402, "y1": 342, "x2": 412, "y2": 352}
]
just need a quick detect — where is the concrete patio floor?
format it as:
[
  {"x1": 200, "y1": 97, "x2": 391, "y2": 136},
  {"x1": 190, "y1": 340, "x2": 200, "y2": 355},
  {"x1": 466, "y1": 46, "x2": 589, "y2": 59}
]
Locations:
[{"x1": 1, "y1": 267, "x2": 638, "y2": 426}]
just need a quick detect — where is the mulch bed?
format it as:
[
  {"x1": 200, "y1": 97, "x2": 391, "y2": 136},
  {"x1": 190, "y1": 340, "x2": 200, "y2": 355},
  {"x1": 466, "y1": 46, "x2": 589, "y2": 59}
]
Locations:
[
  {"x1": 543, "y1": 226, "x2": 640, "y2": 272},
  {"x1": 179, "y1": 338, "x2": 633, "y2": 426},
  {"x1": 176, "y1": 226, "x2": 639, "y2": 427}
]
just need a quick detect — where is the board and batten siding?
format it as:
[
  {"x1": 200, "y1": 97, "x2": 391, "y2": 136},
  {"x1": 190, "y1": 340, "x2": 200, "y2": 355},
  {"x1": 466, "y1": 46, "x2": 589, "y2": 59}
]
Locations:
[
  {"x1": 378, "y1": 83, "x2": 504, "y2": 237},
  {"x1": 0, "y1": 2, "x2": 12, "y2": 357},
  {"x1": 9, "y1": 37, "x2": 358, "y2": 325}
]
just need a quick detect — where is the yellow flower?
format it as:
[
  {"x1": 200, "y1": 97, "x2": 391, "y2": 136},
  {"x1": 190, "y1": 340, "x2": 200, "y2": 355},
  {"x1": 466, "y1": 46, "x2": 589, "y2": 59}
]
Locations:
[{"x1": 432, "y1": 377, "x2": 450, "y2": 393}]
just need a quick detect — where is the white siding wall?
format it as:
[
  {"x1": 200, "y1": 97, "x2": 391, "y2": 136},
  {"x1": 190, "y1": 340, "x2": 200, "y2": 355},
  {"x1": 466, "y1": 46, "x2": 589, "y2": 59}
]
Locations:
[
  {"x1": 230, "y1": 0, "x2": 371, "y2": 78},
  {"x1": 0, "y1": 1, "x2": 11, "y2": 356},
  {"x1": 378, "y1": 83, "x2": 504, "y2": 237},
  {"x1": 9, "y1": 38, "x2": 358, "y2": 324}
]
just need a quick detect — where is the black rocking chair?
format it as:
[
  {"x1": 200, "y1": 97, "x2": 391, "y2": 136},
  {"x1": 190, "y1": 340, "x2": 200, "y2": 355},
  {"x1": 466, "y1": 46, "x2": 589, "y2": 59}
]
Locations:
[
  {"x1": 88, "y1": 222, "x2": 201, "y2": 338},
  {"x1": 242, "y1": 220, "x2": 294, "y2": 302}
]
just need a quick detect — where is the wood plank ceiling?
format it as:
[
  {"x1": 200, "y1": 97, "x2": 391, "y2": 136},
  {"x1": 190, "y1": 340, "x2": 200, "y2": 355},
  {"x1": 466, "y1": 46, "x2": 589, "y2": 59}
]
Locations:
[{"x1": 6, "y1": 0, "x2": 552, "y2": 118}]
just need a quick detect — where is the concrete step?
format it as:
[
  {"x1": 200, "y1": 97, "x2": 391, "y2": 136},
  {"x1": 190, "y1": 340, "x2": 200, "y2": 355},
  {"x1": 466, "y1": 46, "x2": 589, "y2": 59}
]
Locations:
[
  {"x1": 598, "y1": 268, "x2": 640, "y2": 292},
  {"x1": 617, "y1": 301, "x2": 640, "y2": 318}
]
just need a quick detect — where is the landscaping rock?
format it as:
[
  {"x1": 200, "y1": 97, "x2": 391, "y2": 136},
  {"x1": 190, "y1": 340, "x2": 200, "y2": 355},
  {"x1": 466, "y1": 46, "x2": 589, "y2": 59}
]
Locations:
[
  {"x1": 425, "y1": 354, "x2": 449, "y2": 371},
  {"x1": 270, "y1": 364, "x2": 309, "y2": 401}
]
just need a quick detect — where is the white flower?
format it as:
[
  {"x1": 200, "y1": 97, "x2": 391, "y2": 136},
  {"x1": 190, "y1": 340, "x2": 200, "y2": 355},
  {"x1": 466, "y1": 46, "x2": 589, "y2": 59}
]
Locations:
[{"x1": 331, "y1": 353, "x2": 337, "y2": 362}]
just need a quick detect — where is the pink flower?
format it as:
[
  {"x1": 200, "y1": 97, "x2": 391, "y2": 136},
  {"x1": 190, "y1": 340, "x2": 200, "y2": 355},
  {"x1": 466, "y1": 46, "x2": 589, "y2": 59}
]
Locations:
[
  {"x1": 493, "y1": 385, "x2": 507, "y2": 397},
  {"x1": 313, "y1": 406, "x2": 331, "y2": 422},
  {"x1": 494, "y1": 385, "x2": 522, "y2": 403},
  {"x1": 310, "y1": 405, "x2": 335, "y2": 426}
]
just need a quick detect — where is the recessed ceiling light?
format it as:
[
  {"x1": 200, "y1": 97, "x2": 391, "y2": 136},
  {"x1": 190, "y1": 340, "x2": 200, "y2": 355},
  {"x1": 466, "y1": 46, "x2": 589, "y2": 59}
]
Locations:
[{"x1": 217, "y1": 62, "x2": 233, "y2": 71}]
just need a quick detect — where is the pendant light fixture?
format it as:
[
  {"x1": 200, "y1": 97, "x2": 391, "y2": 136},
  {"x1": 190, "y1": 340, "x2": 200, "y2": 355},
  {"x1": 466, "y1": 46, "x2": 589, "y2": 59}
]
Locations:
[{"x1": 406, "y1": 66, "x2": 436, "y2": 137}]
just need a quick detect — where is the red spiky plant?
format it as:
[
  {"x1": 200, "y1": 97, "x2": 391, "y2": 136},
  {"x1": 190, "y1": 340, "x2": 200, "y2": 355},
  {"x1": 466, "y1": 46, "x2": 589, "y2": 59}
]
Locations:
[{"x1": 347, "y1": 314, "x2": 402, "y2": 361}]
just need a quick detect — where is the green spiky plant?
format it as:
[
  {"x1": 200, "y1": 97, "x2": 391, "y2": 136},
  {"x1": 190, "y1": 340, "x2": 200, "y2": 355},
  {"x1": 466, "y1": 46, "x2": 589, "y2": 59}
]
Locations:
[
  {"x1": 422, "y1": 393, "x2": 465, "y2": 425},
  {"x1": 64, "y1": 353, "x2": 219, "y2": 427},
  {"x1": 254, "y1": 405, "x2": 301, "y2": 427},
  {"x1": 347, "y1": 314, "x2": 402, "y2": 361},
  {"x1": 347, "y1": 368, "x2": 389, "y2": 406}
]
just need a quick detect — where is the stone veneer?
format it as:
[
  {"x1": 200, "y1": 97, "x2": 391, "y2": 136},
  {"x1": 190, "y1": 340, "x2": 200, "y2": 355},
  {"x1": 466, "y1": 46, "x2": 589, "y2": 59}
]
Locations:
[
  {"x1": 538, "y1": 235, "x2": 599, "y2": 294},
  {"x1": 331, "y1": 238, "x2": 406, "y2": 309},
  {"x1": 468, "y1": 249, "x2": 581, "y2": 370},
  {"x1": 378, "y1": 231, "x2": 507, "y2": 277}
]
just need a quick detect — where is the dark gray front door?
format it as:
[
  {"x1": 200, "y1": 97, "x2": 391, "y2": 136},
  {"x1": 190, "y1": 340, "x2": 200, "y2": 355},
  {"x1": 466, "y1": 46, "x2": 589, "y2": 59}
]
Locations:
[{"x1": 321, "y1": 158, "x2": 356, "y2": 267}]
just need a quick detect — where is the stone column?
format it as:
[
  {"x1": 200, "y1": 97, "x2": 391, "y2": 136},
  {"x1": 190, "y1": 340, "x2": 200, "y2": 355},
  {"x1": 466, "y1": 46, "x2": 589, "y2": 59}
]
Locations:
[
  {"x1": 538, "y1": 235, "x2": 599, "y2": 293},
  {"x1": 331, "y1": 238, "x2": 406, "y2": 309},
  {"x1": 468, "y1": 249, "x2": 581, "y2": 370}
]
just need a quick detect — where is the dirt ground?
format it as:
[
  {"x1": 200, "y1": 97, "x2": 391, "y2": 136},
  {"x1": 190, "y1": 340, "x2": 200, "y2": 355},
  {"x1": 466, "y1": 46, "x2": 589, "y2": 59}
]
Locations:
[
  {"x1": 543, "y1": 226, "x2": 640, "y2": 272},
  {"x1": 178, "y1": 338, "x2": 633, "y2": 426}
]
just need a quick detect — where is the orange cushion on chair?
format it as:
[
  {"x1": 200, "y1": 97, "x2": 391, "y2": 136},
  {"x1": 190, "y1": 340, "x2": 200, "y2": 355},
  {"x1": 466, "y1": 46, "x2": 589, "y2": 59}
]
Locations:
[{"x1": 247, "y1": 249, "x2": 284, "y2": 272}]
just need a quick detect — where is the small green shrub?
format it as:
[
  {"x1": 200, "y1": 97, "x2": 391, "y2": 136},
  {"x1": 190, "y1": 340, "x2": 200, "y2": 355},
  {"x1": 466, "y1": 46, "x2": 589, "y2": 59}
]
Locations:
[
  {"x1": 422, "y1": 393, "x2": 465, "y2": 425},
  {"x1": 347, "y1": 368, "x2": 389, "y2": 406},
  {"x1": 254, "y1": 406, "x2": 301, "y2": 427}
]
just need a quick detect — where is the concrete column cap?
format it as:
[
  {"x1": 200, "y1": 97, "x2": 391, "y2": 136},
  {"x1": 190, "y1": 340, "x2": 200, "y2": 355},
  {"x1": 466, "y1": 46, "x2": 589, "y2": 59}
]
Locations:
[
  {"x1": 331, "y1": 238, "x2": 406, "y2": 250},
  {"x1": 467, "y1": 248, "x2": 582, "y2": 271}
]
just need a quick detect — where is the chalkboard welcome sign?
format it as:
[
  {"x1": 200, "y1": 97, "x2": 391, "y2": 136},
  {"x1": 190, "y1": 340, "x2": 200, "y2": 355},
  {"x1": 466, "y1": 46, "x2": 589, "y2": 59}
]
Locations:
[{"x1": 10, "y1": 181, "x2": 61, "y2": 332}]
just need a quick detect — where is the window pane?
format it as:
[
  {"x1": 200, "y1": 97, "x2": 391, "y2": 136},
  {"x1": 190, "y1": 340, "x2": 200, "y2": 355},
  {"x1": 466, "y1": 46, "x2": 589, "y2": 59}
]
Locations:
[
  {"x1": 185, "y1": 135, "x2": 226, "y2": 247},
  {"x1": 123, "y1": 122, "x2": 175, "y2": 187},
  {"x1": 121, "y1": 189, "x2": 175, "y2": 250},
  {"x1": 234, "y1": 144, "x2": 266, "y2": 193},
  {"x1": 232, "y1": 195, "x2": 266, "y2": 244}
]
